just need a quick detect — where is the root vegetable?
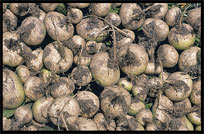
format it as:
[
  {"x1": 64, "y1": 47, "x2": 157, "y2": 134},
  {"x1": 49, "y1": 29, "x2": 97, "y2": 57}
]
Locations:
[
  {"x1": 14, "y1": 106, "x2": 33, "y2": 127},
  {"x1": 48, "y1": 95, "x2": 80, "y2": 128},
  {"x1": 9, "y1": 3, "x2": 29, "y2": 16},
  {"x1": 128, "y1": 101, "x2": 145, "y2": 116},
  {"x1": 18, "y1": 16, "x2": 46, "y2": 46},
  {"x1": 25, "y1": 125, "x2": 38, "y2": 131},
  {"x1": 71, "y1": 66, "x2": 92, "y2": 87},
  {"x1": 100, "y1": 85, "x2": 131, "y2": 119},
  {"x1": 3, "y1": 117, "x2": 12, "y2": 130},
  {"x1": 168, "y1": 23, "x2": 195, "y2": 50},
  {"x1": 67, "y1": 3, "x2": 90, "y2": 8},
  {"x1": 43, "y1": 41, "x2": 73, "y2": 74},
  {"x1": 190, "y1": 80, "x2": 201, "y2": 105},
  {"x1": 146, "y1": 123, "x2": 157, "y2": 130},
  {"x1": 157, "y1": 44, "x2": 179, "y2": 68},
  {"x1": 147, "y1": 77, "x2": 163, "y2": 97},
  {"x1": 76, "y1": 17, "x2": 108, "y2": 42},
  {"x1": 116, "y1": 29, "x2": 135, "y2": 48},
  {"x1": 165, "y1": 7, "x2": 181, "y2": 27},
  {"x1": 142, "y1": 18, "x2": 169, "y2": 41},
  {"x1": 168, "y1": 118, "x2": 189, "y2": 130},
  {"x1": 120, "y1": 3, "x2": 144, "y2": 30},
  {"x1": 3, "y1": 3, "x2": 8, "y2": 13},
  {"x1": 25, "y1": 48, "x2": 44, "y2": 72},
  {"x1": 24, "y1": 76, "x2": 45, "y2": 101},
  {"x1": 178, "y1": 46, "x2": 200, "y2": 71},
  {"x1": 144, "y1": 62, "x2": 162, "y2": 74},
  {"x1": 195, "y1": 125, "x2": 201, "y2": 131},
  {"x1": 187, "y1": 110, "x2": 201, "y2": 125},
  {"x1": 90, "y1": 3, "x2": 112, "y2": 17},
  {"x1": 76, "y1": 91, "x2": 100, "y2": 118},
  {"x1": 32, "y1": 96, "x2": 54, "y2": 124},
  {"x1": 67, "y1": 8, "x2": 83, "y2": 24},
  {"x1": 40, "y1": 3, "x2": 59, "y2": 12},
  {"x1": 90, "y1": 51, "x2": 120, "y2": 87},
  {"x1": 44, "y1": 12, "x2": 74, "y2": 41},
  {"x1": 3, "y1": 9, "x2": 17, "y2": 33},
  {"x1": 164, "y1": 72, "x2": 193, "y2": 101},
  {"x1": 117, "y1": 44, "x2": 149, "y2": 76},
  {"x1": 50, "y1": 77, "x2": 75, "y2": 98},
  {"x1": 187, "y1": 8, "x2": 201, "y2": 32},
  {"x1": 3, "y1": 32, "x2": 31, "y2": 67},
  {"x1": 73, "y1": 55, "x2": 91, "y2": 66},
  {"x1": 132, "y1": 85, "x2": 147, "y2": 102},
  {"x1": 75, "y1": 117, "x2": 98, "y2": 130},
  {"x1": 85, "y1": 41, "x2": 102, "y2": 55},
  {"x1": 118, "y1": 78, "x2": 133, "y2": 91},
  {"x1": 136, "y1": 108, "x2": 153, "y2": 126},
  {"x1": 3, "y1": 69, "x2": 25, "y2": 109},
  {"x1": 145, "y1": 3, "x2": 168, "y2": 19},
  {"x1": 93, "y1": 113, "x2": 106, "y2": 130},
  {"x1": 181, "y1": 116, "x2": 194, "y2": 131},
  {"x1": 105, "y1": 12, "x2": 121, "y2": 27},
  {"x1": 16, "y1": 65, "x2": 30, "y2": 84}
]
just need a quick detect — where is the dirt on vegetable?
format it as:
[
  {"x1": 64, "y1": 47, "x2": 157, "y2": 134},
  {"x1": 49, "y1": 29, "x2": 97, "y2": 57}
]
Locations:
[
  {"x1": 78, "y1": 99, "x2": 97, "y2": 116},
  {"x1": 72, "y1": 66, "x2": 90, "y2": 84},
  {"x1": 86, "y1": 16, "x2": 100, "y2": 31},
  {"x1": 145, "y1": 5, "x2": 162, "y2": 18},
  {"x1": 163, "y1": 80, "x2": 190, "y2": 94}
]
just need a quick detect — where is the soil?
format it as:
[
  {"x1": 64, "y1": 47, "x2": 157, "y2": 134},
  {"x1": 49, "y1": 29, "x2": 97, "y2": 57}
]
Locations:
[
  {"x1": 18, "y1": 23, "x2": 35, "y2": 40},
  {"x1": 163, "y1": 80, "x2": 190, "y2": 94},
  {"x1": 168, "y1": 118, "x2": 182, "y2": 130},
  {"x1": 145, "y1": 4, "x2": 162, "y2": 18},
  {"x1": 119, "y1": 48, "x2": 141, "y2": 67},
  {"x1": 77, "y1": 99, "x2": 97, "y2": 116},
  {"x1": 86, "y1": 43, "x2": 98, "y2": 55},
  {"x1": 147, "y1": 81, "x2": 162, "y2": 97},
  {"x1": 72, "y1": 66, "x2": 90, "y2": 85},
  {"x1": 86, "y1": 16, "x2": 100, "y2": 31},
  {"x1": 17, "y1": 3, "x2": 29, "y2": 16}
]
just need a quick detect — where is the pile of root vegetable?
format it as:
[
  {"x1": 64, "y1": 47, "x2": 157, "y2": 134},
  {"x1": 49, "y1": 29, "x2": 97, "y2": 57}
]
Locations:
[{"x1": 3, "y1": 3, "x2": 201, "y2": 131}]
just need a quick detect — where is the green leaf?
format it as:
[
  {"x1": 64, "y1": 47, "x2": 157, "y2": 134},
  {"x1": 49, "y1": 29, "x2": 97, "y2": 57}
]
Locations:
[
  {"x1": 110, "y1": 7, "x2": 120, "y2": 14},
  {"x1": 3, "y1": 109, "x2": 16, "y2": 118},
  {"x1": 57, "y1": 3, "x2": 67, "y2": 15},
  {"x1": 137, "y1": 27, "x2": 143, "y2": 32},
  {"x1": 145, "y1": 103, "x2": 153, "y2": 109},
  {"x1": 105, "y1": 40, "x2": 112, "y2": 46}
]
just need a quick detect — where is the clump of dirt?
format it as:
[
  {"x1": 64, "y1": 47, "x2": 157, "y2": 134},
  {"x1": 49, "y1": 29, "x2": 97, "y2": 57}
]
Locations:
[
  {"x1": 86, "y1": 16, "x2": 100, "y2": 31},
  {"x1": 147, "y1": 81, "x2": 162, "y2": 97},
  {"x1": 72, "y1": 66, "x2": 90, "y2": 84},
  {"x1": 18, "y1": 23, "x2": 35, "y2": 40},
  {"x1": 77, "y1": 99, "x2": 97, "y2": 116},
  {"x1": 119, "y1": 48, "x2": 141, "y2": 67},
  {"x1": 163, "y1": 80, "x2": 190, "y2": 94},
  {"x1": 145, "y1": 5, "x2": 162, "y2": 18}
]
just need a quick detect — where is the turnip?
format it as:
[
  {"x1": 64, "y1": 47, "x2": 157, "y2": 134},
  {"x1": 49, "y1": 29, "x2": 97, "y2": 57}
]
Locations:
[
  {"x1": 120, "y1": 3, "x2": 145, "y2": 30},
  {"x1": 132, "y1": 85, "x2": 148, "y2": 102},
  {"x1": 142, "y1": 18, "x2": 169, "y2": 41},
  {"x1": 71, "y1": 66, "x2": 92, "y2": 87},
  {"x1": 73, "y1": 55, "x2": 91, "y2": 66},
  {"x1": 24, "y1": 76, "x2": 45, "y2": 101},
  {"x1": 85, "y1": 41, "x2": 102, "y2": 55},
  {"x1": 117, "y1": 44, "x2": 149, "y2": 76},
  {"x1": 144, "y1": 62, "x2": 162, "y2": 75},
  {"x1": 28, "y1": 4, "x2": 46, "y2": 21},
  {"x1": 44, "y1": 12, "x2": 74, "y2": 41},
  {"x1": 168, "y1": 118, "x2": 189, "y2": 130},
  {"x1": 18, "y1": 16, "x2": 46, "y2": 46},
  {"x1": 105, "y1": 12, "x2": 121, "y2": 27},
  {"x1": 3, "y1": 32, "x2": 31, "y2": 67},
  {"x1": 9, "y1": 3, "x2": 30, "y2": 16},
  {"x1": 136, "y1": 108, "x2": 153, "y2": 126},
  {"x1": 76, "y1": 17, "x2": 108, "y2": 42},
  {"x1": 32, "y1": 96, "x2": 54, "y2": 124},
  {"x1": 93, "y1": 113, "x2": 106, "y2": 130},
  {"x1": 75, "y1": 117, "x2": 98, "y2": 130},
  {"x1": 76, "y1": 91, "x2": 99, "y2": 118},
  {"x1": 195, "y1": 125, "x2": 201, "y2": 131},
  {"x1": 16, "y1": 65, "x2": 30, "y2": 84},
  {"x1": 178, "y1": 46, "x2": 200, "y2": 71},
  {"x1": 43, "y1": 41, "x2": 73, "y2": 74},
  {"x1": 3, "y1": 117, "x2": 12, "y2": 130},
  {"x1": 3, "y1": 3, "x2": 8, "y2": 13},
  {"x1": 146, "y1": 123, "x2": 157, "y2": 130},
  {"x1": 12, "y1": 105, "x2": 33, "y2": 130},
  {"x1": 25, "y1": 48, "x2": 44, "y2": 72},
  {"x1": 168, "y1": 23, "x2": 195, "y2": 50},
  {"x1": 145, "y1": 3, "x2": 168, "y2": 19},
  {"x1": 24, "y1": 125, "x2": 38, "y2": 131},
  {"x1": 90, "y1": 51, "x2": 120, "y2": 87},
  {"x1": 116, "y1": 29, "x2": 135, "y2": 48},
  {"x1": 165, "y1": 7, "x2": 181, "y2": 27},
  {"x1": 40, "y1": 3, "x2": 59, "y2": 12},
  {"x1": 67, "y1": 3, "x2": 90, "y2": 8},
  {"x1": 157, "y1": 44, "x2": 179, "y2": 68},
  {"x1": 118, "y1": 77, "x2": 133, "y2": 91},
  {"x1": 187, "y1": 110, "x2": 201, "y2": 126},
  {"x1": 3, "y1": 69, "x2": 25, "y2": 109},
  {"x1": 190, "y1": 80, "x2": 201, "y2": 105},
  {"x1": 67, "y1": 8, "x2": 83, "y2": 24},
  {"x1": 128, "y1": 101, "x2": 145, "y2": 116},
  {"x1": 147, "y1": 77, "x2": 163, "y2": 98},
  {"x1": 187, "y1": 8, "x2": 201, "y2": 33},
  {"x1": 48, "y1": 95, "x2": 80, "y2": 129},
  {"x1": 50, "y1": 77, "x2": 75, "y2": 98},
  {"x1": 3, "y1": 9, "x2": 17, "y2": 33},
  {"x1": 164, "y1": 72, "x2": 193, "y2": 101},
  {"x1": 100, "y1": 85, "x2": 131, "y2": 119},
  {"x1": 90, "y1": 3, "x2": 112, "y2": 17}
]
